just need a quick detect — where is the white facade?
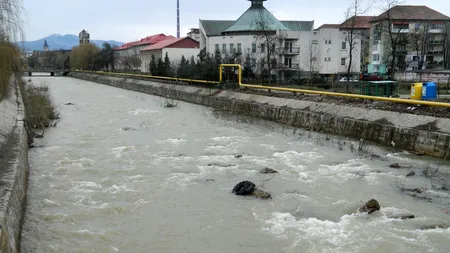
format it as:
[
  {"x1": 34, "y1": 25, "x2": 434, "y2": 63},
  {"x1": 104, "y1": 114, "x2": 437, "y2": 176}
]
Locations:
[
  {"x1": 315, "y1": 28, "x2": 362, "y2": 75},
  {"x1": 199, "y1": 26, "x2": 361, "y2": 79},
  {"x1": 140, "y1": 48, "x2": 200, "y2": 73}
]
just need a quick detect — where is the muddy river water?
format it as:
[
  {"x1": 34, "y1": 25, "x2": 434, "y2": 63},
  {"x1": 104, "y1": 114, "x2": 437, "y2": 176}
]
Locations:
[{"x1": 21, "y1": 76, "x2": 450, "y2": 252}]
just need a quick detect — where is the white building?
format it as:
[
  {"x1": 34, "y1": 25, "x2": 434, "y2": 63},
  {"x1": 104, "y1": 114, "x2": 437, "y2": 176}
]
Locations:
[
  {"x1": 198, "y1": 0, "x2": 362, "y2": 81},
  {"x1": 140, "y1": 37, "x2": 200, "y2": 73},
  {"x1": 368, "y1": 5, "x2": 450, "y2": 74},
  {"x1": 187, "y1": 28, "x2": 201, "y2": 42},
  {"x1": 315, "y1": 24, "x2": 362, "y2": 76}
]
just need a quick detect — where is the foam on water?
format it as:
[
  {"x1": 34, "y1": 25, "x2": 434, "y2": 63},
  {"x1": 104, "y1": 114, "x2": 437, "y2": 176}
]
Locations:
[{"x1": 127, "y1": 108, "x2": 158, "y2": 115}]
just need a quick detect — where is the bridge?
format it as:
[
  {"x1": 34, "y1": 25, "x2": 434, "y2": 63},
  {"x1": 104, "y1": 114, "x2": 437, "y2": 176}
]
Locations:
[{"x1": 21, "y1": 69, "x2": 71, "y2": 77}]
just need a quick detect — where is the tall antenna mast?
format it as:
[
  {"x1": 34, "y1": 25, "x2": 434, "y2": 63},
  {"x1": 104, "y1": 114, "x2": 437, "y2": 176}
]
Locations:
[{"x1": 177, "y1": 0, "x2": 180, "y2": 38}]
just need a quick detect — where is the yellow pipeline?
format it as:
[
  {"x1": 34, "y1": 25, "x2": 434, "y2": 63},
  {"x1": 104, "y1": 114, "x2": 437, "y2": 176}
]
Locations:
[{"x1": 75, "y1": 69, "x2": 450, "y2": 108}]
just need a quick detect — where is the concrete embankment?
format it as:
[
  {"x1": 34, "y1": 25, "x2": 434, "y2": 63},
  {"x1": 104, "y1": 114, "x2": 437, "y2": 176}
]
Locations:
[
  {"x1": 70, "y1": 72, "x2": 450, "y2": 160},
  {"x1": 0, "y1": 79, "x2": 29, "y2": 253}
]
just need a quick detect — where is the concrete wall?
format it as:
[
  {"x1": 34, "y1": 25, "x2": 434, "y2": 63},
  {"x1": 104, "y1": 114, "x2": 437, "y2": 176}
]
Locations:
[
  {"x1": 69, "y1": 72, "x2": 450, "y2": 160},
  {"x1": 0, "y1": 79, "x2": 29, "y2": 253}
]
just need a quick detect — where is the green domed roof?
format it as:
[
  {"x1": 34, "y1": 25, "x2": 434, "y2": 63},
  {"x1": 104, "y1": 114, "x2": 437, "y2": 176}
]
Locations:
[{"x1": 223, "y1": 0, "x2": 290, "y2": 33}]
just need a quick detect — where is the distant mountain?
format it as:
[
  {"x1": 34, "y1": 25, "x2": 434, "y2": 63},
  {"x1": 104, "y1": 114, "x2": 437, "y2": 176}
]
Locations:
[{"x1": 17, "y1": 34, "x2": 124, "y2": 51}]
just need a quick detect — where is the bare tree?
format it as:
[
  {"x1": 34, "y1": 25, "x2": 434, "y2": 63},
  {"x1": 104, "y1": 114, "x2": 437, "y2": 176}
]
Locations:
[
  {"x1": 254, "y1": 9, "x2": 284, "y2": 84},
  {"x1": 410, "y1": 22, "x2": 431, "y2": 70},
  {"x1": 342, "y1": 0, "x2": 370, "y2": 91},
  {"x1": 303, "y1": 41, "x2": 322, "y2": 85},
  {"x1": 377, "y1": 0, "x2": 412, "y2": 76},
  {"x1": 120, "y1": 49, "x2": 141, "y2": 72},
  {"x1": 443, "y1": 22, "x2": 450, "y2": 69}
]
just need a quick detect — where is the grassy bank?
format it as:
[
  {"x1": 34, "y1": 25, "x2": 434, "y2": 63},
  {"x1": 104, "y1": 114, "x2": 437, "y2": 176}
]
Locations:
[{"x1": 18, "y1": 79, "x2": 59, "y2": 145}]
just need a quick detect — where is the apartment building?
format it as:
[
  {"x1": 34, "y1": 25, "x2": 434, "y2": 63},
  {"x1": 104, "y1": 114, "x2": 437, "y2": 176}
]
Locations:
[
  {"x1": 198, "y1": 0, "x2": 365, "y2": 81},
  {"x1": 368, "y1": 5, "x2": 450, "y2": 74}
]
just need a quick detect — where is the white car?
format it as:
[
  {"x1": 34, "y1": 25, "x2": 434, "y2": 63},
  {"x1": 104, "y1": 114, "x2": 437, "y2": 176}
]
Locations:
[{"x1": 339, "y1": 77, "x2": 359, "y2": 82}]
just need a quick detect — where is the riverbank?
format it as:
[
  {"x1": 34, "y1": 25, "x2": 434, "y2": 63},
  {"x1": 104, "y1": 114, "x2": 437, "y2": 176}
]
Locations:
[
  {"x1": 69, "y1": 72, "x2": 450, "y2": 160},
  {"x1": 0, "y1": 78, "x2": 29, "y2": 253}
]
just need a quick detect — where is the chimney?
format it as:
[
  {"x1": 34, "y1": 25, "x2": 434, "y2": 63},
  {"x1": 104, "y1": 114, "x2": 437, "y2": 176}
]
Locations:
[{"x1": 177, "y1": 0, "x2": 180, "y2": 38}]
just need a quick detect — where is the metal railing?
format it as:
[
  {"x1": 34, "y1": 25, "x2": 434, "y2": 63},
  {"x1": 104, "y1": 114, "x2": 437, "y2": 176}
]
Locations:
[{"x1": 75, "y1": 66, "x2": 450, "y2": 108}]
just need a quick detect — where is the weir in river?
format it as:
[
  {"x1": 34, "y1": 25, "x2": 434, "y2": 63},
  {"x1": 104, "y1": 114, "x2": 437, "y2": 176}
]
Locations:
[{"x1": 21, "y1": 76, "x2": 450, "y2": 252}]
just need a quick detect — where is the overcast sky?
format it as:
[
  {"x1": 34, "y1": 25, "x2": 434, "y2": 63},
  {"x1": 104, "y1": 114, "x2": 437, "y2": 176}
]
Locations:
[{"x1": 22, "y1": 0, "x2": 450, "y2": 42}]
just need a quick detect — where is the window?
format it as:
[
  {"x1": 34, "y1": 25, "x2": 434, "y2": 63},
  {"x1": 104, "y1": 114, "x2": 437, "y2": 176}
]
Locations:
[
  {"x1": 325, "y1": 40, "x2": 332, "y2": 44},
  {"x1": 393, "y1": 23, "x2": 409, "y2": 30},
  {"x1": 372, "y1": 54, "x2": 380, "y2": 61},
  {"x1": 414, "y1": 23, "x2": 420, "y2": 30},
  {"x1": 261, "y1": 43, "x2": 266, "y2": 53},
  {"x1": 341, "y1": 42, "x2": 347, "y2": 50},
  {"x1": 252, "y1": 43, "x2": 257, "y2": 53},
  {"x1": 237, "y1": 43, "x2": 242, "y2": 53},
  {"x1": 324, "y1": 57, "x2": 331, "y2": 62},
  {"x1": 341, "y1": 58, "x2": 346, "y2": 65},
  {"x1": 284, "y1": 57, "x2": 292, "y2": 68},
  {"x1": 271, "y1": 43, "x2": 276, "y2": 53},
  {"x1": 372, "y1": 43, "x2": 378, "y2": 51},
  {"x1": 222, "y1": 44, "x2": 226, "y2": 54},
  {"x1": 215, "y1": 44, "x2": 220, "y2": 52},
  {"x1": 251, "y1": 58, "x2": 256, "y2": 66},
  {"x1": 413, "y1": 56, "x2": 419, "y2": 61},
  {"x1": 230, "y1": 43, "x2": 235, "y2": 54},
  {"x1": 431, "y1": 23, "x2": 445, "y2": 30}
]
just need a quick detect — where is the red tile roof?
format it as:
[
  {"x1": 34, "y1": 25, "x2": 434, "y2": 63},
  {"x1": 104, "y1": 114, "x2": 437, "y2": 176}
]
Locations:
[
  {"x1": 340, "y1": 16, "x2": 375, "y2": 29},
  {"x1": 371, "y1": 5, "x2": 450, "y2": 22},
  {"x1": 317, "y1": 24, "x2": 341, "y2": 29},
  {"x1": 115, "y1": 34, "x2": 175, "y2": 50},
  {"x1": 141, "y1": 37, "x2": 199, "y2": 51}
]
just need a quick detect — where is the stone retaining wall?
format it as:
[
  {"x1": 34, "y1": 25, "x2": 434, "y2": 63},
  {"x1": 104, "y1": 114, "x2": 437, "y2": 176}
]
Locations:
[
  {"x1": 69, "y1": 72, "x2": 450, "y2": 160},
  {"x1": 0, "y1": 79, "x2": 29, "y2": 253}
]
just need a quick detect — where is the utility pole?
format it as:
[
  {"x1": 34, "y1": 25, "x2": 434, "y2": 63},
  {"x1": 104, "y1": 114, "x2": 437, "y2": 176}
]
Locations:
[{"x1": 177, "y1": 0, "x2": 180, "y2": 38}]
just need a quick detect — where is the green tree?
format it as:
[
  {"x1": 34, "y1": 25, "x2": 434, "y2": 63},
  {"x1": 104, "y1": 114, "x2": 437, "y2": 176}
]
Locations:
[
  {"x1": 164, "y1": 52, "x2": 171, "y2": 77},
  {"x1": 178, "y1": 55, "x2": 190, "y2": 78},
  {"x1": 149, "y1": 54, "x2": 157, "y2": 75},
  {"x1": 156, "y1": 58, "x2": 165, "y2": 76}
]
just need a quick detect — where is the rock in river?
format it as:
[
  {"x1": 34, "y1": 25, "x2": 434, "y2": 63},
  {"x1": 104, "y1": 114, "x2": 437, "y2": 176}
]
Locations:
[
  {"x1": 232, "y1": 181, "x2": 271, "y2": 199},
  {"x1": 359, "y1": 199, "x2": 380, "y2": 214},
  {"x1": 260, "y1": 167, "x2": 278, "y2": 174}
]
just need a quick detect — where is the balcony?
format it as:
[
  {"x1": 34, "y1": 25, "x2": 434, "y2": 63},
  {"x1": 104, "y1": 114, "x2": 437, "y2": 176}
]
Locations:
[
  {"x1": 429, "y1": 28, "x2": 444, "y2": 33},
  {"x1": 427, "y1": 51, "x2": 444, "y2": 55},
  {"x1": 429, "y1": 40, "x2": 444, "y2": 45},
  {"x1": 277, "y1": 47, "x2": 300, "y2": 55},
  {"x1": 279, "y1": 63, "x2": 300, "y2": 70}
]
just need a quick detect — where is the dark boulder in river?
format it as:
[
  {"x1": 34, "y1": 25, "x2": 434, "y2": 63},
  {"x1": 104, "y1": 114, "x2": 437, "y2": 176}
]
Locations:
[
  {"x1": 359, "y1": 199, "x2": 381, "y2": 214},
  {"x1": 232, "y1": 181, "x2": 272, "y2": 199}
]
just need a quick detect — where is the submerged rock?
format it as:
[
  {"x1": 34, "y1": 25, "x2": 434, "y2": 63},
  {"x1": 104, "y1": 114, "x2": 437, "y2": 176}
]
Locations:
[
  {"x1": 389, "y1": 214, "x2": 415, "y2": 220},
  {"x1": 251, "y1": 189, "x2": 272, "y2": 199},
  {"x1": 64, "y1": 102, "x2": 74, "y2": 105},
  {"x1": 359, "y1": 199, "x2": 380, "y2": 214},
  {"x1": 234, "y1": 154, "x2": 243, "y2": 158},
  {"x1": 406, "y1": 171, "x2": 416, "y2": 177},
  {"x1": 232, "y1": 181, "x2": 271, "y2": 200},
  {"x1": 260, "y1": 167, "x2": 278, "y2": 174},
  {"x1": 389, "y1": 163, "x2": 401, "y2": 169}
]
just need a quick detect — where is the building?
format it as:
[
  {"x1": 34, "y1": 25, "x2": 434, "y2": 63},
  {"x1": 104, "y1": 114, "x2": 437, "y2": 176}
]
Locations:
[
  {"x1": 199, "y1": 0, "x2": 318, "y2": 81},
  {"x1": 140, "y1": 37, "x2": 200, "y2": 73},
  {"x1": 340, "y1": 16, "x2": 375, "y2": 73},
  {"x1": 368, "y1": 5, "x2": 450, "y2": 74},
  {"x1": 114, "y1": 34, "x2": 175, "y2": 70},
  {"x1": 79, "y1": 29, "x2": 90, "y2": 45},
  {"x1": 187, "y1": 28, "x2": 200, "y2": 42},
  {"x1": 43, "y1": 40, "x2": 49, "y2": 51}
]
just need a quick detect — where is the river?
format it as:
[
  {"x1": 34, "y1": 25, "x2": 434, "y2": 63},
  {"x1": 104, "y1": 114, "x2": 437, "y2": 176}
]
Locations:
[{"x1": 21, "y1": 75, "x2": 450, "y2": 253}]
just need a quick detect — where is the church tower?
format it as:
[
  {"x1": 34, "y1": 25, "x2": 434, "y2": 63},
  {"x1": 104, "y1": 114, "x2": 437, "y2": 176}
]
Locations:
[{"x1": 43, "y1": 40, "x2": 49, "y2": 51}]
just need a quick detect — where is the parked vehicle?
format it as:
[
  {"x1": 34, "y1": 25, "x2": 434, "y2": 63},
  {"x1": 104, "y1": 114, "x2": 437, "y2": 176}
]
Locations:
[
  {"x1": 339, "y1": 77, "x2": 359, "y2": 82},
  {"x1": 362, "y1": 73, "x2": 382, "y2": 81}
]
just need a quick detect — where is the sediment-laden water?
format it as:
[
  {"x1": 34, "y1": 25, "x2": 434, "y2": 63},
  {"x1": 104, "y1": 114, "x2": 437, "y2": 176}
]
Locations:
[{"x1": 21, "y1": 75, "x2": 450, "y2": 252}]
